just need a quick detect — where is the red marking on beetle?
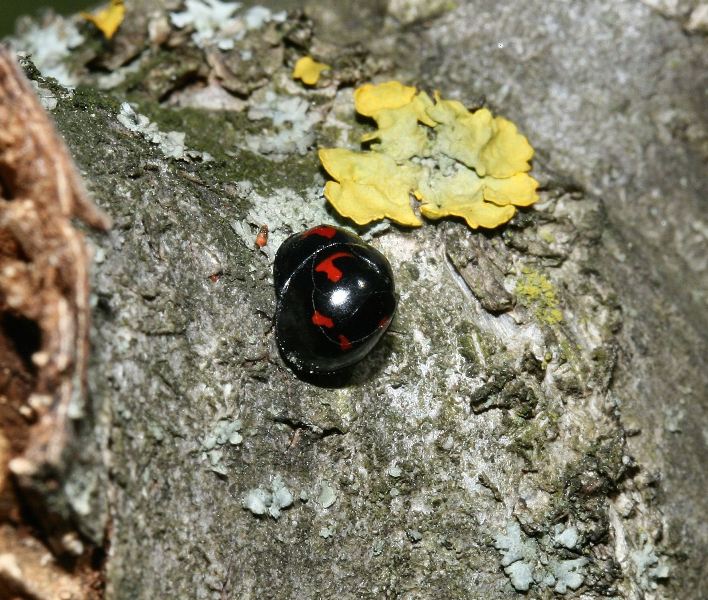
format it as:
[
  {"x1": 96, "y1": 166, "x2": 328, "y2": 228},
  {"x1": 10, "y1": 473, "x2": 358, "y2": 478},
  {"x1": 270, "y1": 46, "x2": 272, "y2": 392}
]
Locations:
[
  {"x1": 378, "y1": 316, "x2": 390, "y2": 328},
  {"x1": 312, "y1": 310, "x2": 334, "y2": 328},
  {"x1": 209, "y1": 273, "x2": 222, "y2": 283},
  {"x1": 315, "y1": 251, "x2": 352, "y2": 282},
  {"x1": 303, "y1": 225, "x2": 337, "y2": 239},
  {"x1": 338, "y1": 335, "x2": 352, "y2": 351}
]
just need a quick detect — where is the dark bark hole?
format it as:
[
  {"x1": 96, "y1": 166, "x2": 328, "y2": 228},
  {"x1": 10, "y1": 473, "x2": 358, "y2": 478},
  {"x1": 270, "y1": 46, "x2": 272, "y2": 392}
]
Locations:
[
  {"x1": 1, "y1": 313, "x2": 41, "y2": 374},
  {"x1": 0, "y1": 166, "x2": 15, "y2": 200},
  {"x1": 0, "y1": 229, "x2": 31, "y2": 263}
]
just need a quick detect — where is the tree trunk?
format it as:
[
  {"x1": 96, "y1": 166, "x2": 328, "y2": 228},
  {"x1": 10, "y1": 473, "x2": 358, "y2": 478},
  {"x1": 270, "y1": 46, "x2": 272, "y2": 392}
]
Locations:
[{"x1": 1, "y1": 1, "x2": 705, "y2": 598}]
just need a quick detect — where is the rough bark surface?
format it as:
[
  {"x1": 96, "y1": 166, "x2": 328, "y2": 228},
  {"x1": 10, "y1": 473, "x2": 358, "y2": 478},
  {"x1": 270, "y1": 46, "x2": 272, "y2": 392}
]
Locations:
[{"x1": 3, "y1": 0, "x2": 706, "y2": 598}]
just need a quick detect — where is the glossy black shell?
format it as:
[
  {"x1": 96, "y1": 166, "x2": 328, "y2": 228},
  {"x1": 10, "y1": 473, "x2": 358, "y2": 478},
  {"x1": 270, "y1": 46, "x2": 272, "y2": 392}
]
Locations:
[{"x1": 274, "y1": 225, "x2": 397, "y2": 374}]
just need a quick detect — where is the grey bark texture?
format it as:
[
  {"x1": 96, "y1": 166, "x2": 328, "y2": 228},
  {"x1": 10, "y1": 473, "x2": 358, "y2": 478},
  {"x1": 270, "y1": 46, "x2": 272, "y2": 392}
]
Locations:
[{"x1": 7, "y1": 0, "x2": 707, "y2": 598}]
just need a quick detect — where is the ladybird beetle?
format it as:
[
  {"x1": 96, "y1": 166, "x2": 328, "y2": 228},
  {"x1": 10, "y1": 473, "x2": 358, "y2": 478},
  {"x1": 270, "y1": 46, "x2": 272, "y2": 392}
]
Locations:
[{"x1": 274, "y1": 224, "x2": 397, "y2": 374}]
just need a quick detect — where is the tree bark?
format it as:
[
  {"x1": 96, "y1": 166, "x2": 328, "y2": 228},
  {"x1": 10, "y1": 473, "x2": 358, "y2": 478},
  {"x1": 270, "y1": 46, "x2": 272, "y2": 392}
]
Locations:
[{"x1": 1, "y1": 1, "x2": 706, "y2": 598}]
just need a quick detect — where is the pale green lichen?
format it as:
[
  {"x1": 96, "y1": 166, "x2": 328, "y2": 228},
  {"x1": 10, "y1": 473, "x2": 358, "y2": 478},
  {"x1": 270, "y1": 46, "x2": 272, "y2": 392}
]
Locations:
[
  {"x1": 9, "y1": 13, "x2": 84, "y2": 86},
  {"x1": 201, "y1": 418, "x2": 243, "y2": 475},
  {"x1": 318, "y1": 525, "x2": 334, "y2": 539},
  {"x1": 387, "y1": 465, "x2": 403, "y2": 478},
  {"x1": 317, "y1": 482, "x2": 337, "y2": 508},
  {"x1": 551, "y1": 558, "x2": 589, "y2": 594},
  {"x1": 631, "y1": 541, "x2": 671, "y2": 587},
  {"x1": 515, "y1": 266, "x2": 564, "y2": 324},
  {"x1": 246, "y1": 91, "x2": 324, "y2": 157},
  {"x1": 242, "y1": 475, "x2": 294, "y2": 519},
  {"x1": 169, "y1": 0, "x2": 286, "y2": 49},
  {"x1": 243, "y1": 488, "x2": 269, "y2": 516},
  {"x1": 117, "y1": 102, "x2": 213, "y2": 161},
  {"x1": 494, "y1": 521, "x2": 589, "y2": 594},
  {"x1": 203, "y1": 419, "x2": 243, "y2": 449},
  {"x1": 554, "y1": 525, "x2": 579, "y2": 549}
]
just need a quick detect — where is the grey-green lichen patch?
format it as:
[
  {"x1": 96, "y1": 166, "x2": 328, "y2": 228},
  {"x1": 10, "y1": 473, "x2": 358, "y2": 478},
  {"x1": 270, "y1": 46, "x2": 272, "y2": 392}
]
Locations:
[
  {"x1": 204, "y1": 419, "x2": 243, "y2": 448},
  {"x1": 122, "y1": 98, "x2": 324, "y2": 193},
  {"x1": 387, "y1": 464, "x2": 402, "y2": 478},
  {"x1": 494, "y1": 522, "x2": 537, "y2": 591},
  {"x1": 372, "y1": 539, "x2": 385, "y2": 556},
  {"x1": 170, "y1": 0, "x2": 242, "y2": 48},
  {"x1": 608, "y1": 484, "x2": 678, "y2": 597},
  {"x1": 494, "y1": 521, "x2": 589, "y2": 594},
  {"x1": 245, "y1": 89, "x2": 324, "y2": 157},
  {"x1": 201, "y1": 418, "x2": 243, "y2": 475},
  {"x1": 554, "y1": 525, "x2": 579, "y2": 549},
  {"x1": 30, "y1": 79, "x2": 59, "y2": 111},
  {"x1": 631, "y1": 540, "x2": 671, "y2": 589},
  {"x1": 317, "y1": 482, "x2": 337, "y2": 509},
  {"x1": 551, "y1": 558, "x2": 590, "y2": 594},
  {"x1": 318, "y1": 525, "x2": 334, "y2": 539},
  {"x1": 243, "y1": 488, "x2": 269, "y2": 516},
  {"x1": 117, "y1": 102, "x2": 213, "y2": 161},
  {"x1": 229, "y1": 181, "x2": 334, "y2": 261},
  {"x1": 8, "y1": 12, "x2": 84, "y2": 86},
  {"x1": 129, "y1": 99, "x2": 258, "y2": 157},
  {"x1": 406, "y1": 529, "x2": 423, "y2": 543},
  {"x1": 242, "y1": 475, "x2": 294, "y2": 519},
  {"x1": 170, "y1": 1, "x2": 286, "y2": 49},
  {"x1": 227, "y1": 173, "x2": 393, "y2": 264}
]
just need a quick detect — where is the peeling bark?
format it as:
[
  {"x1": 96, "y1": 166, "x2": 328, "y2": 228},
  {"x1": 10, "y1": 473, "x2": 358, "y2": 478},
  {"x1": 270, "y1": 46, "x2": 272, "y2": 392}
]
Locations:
[{"x1": 0, "y1": 48, "x2": 108, "y2": 597}]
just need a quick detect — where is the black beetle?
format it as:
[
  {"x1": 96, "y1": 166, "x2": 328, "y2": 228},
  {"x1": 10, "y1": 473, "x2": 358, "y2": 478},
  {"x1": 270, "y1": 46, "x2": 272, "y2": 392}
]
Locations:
[{"x1": 274, "y1": 225, "x2": 397, "y2": 374}]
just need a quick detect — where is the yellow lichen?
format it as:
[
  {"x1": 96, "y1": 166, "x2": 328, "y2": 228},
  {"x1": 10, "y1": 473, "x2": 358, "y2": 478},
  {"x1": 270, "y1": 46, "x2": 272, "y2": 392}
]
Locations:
[
  {"x1": 515, "y1": 267, "x2": 563, "y2": 325},
  {"x1": 418, "y1": 167, "x2": 517, "y2": 229},
  {"x1": 319, "y1": 148, "x2": 422, "y2": 226},
  {"x1": 319, "y1": 81, "x2": 538, "y2": 229},
  {"x1": 360, "y1": 91, "x2": 436, "y2": 162},
  {"x1": 81, "y1": 0, "x2": 126, "y2": 40},
  {"x1": 428, "y1": 94, "x2": 534, "y2": 177},
  {"x1": 353, "y1": 81, "x2": 418, "y2": 116},
  {"x1": 292, "y1": 56, "x2": 330, "y2": 85}
]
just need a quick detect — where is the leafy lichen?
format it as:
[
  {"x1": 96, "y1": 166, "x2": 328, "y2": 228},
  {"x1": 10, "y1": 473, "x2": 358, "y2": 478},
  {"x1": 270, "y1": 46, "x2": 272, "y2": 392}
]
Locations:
[
  {"x1": 319, "y1": 81, "x2": 538, "y2": 229},
  {"x1": 81, "y1": 0, "x2": 126, "y2": 40},
  {"x1": 292, "y1": 56, "x2": 330, "y2": 86}
]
